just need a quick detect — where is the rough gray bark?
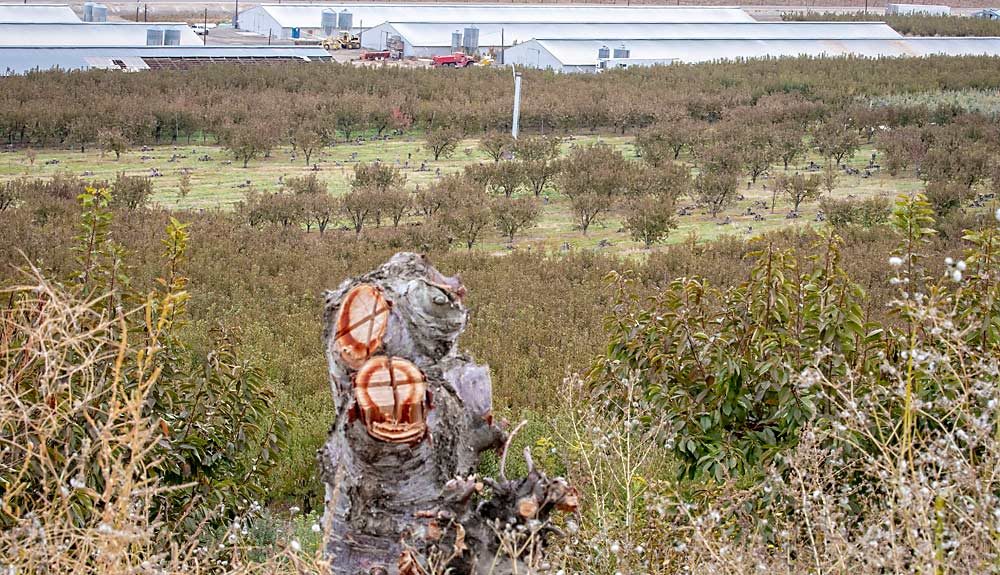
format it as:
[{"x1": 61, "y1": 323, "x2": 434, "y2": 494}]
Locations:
[{"x1": 319, "y1": 253, "x2": 577, "y2": 575}]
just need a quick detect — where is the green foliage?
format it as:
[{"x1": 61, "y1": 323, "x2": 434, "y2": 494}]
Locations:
[
  {"x1": 591, "y1": 191, "x2": 1000, "y2": 494},
  {"x1": 591, "y1": 232, "x2": 871, "y2": 480}
]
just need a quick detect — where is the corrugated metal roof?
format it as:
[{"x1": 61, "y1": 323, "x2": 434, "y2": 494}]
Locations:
[
  {"x1": 0, "y1": 23, "x2": 202, "y2": 46},
  {"x1": 245, "y1": 3, "x2": 755, "y2": 28},
  {"x1": 0, "y1": 46, "x2": 331, "y2": 74},
  {"x1": 518, "y1": 37, "x2": 1000, "y2": 66},
  {"x1": 365, "y1": 21, "x2": 902, "y2": 48},
  {"x1": 0, "y1": 4, "x2": 80, "y2": 23}
]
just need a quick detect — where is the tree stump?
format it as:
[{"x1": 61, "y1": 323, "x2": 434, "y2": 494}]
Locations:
[{"x1": 319, "y1": 253, "x2": 577, "y2": 575}]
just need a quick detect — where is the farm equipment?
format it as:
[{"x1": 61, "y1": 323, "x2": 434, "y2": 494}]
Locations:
[
  {"x1": 360, "y1": 50, "x2": 392, "y2": 61},
  {"x1": 432, "y1": 52, "x2": 476, "y2": 68},
  {"x1": 323, "y1": 32, "x2": 360, "y2": 50}
]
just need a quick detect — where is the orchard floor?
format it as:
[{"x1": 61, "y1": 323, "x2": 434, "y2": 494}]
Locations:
[{"x1": 0, "y1": 133, "x2": 921, "y2": 254}]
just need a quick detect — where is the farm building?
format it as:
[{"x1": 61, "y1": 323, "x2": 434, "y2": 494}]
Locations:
[
  {"x1": 0, "y1": 4, "x2": 80, "y2": 23},
  {"x1": 972, "y1": 8, "x2": 1000, "y2": 19},
  {"x1": 885, "y1": 3, "x2": 952, "y2": 15},
  {"x1": 0, "y1": 46, "x2": 332, "y2": 75},
  {"x1": 360, "y1": 22, "x2": 902, "y2": 58},
  {"x1": 504, "y1": 37, "x2": 1000, "y2": 72},
  {"x1": 237, "y1": 4, "x2": 755, "y2": 40},
  {"x1": 0, "y1": 23, "x2": 202, "y2": 47}
]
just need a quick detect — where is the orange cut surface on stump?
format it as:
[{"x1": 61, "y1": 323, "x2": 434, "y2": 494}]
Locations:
[
  {"x1": 354, "y1": 356, "x2": 428, "y2": 443},
  {"x1": 335, "y1": 284, "x2": 390, "y2": 369}
]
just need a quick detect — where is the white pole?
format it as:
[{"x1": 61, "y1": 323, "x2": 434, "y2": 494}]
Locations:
[{"x1": 512, "y1": 72, "x2": 522, "y2": 140}]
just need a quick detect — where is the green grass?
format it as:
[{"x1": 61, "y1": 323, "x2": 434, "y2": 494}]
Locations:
[{"x1": 0, "y1": 134, "x2": 922, "y2": 254}]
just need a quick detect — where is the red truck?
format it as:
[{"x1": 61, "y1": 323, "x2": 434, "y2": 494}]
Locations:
[{"x1": 432, "y1": 52, "x2": 475, "y2": 68}]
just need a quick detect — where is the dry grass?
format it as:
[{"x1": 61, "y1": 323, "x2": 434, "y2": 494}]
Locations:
[{"x1": 0, "y1": 269, "x2": 336, "y2": 573}]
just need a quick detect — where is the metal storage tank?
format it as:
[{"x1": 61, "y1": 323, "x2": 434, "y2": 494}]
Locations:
[
  {"x1": 598, "y1": 45, "x2": 610, "y2": 59},
  {"x1": 321, "y1": 9, "x2": 336, "y2": 35},
  {"x1": 91, "y1": 4, "x2": 107, "y2": 22},
  {"x1": 462, "y1": 26, "x2": 479, "y2": 52},
  {"x1": 613, "y1": 44, "x2": 629, "y2": 58},
  {"x1": 337, "y1": 9, "x2": 353, "y2": 31},
  {"x1": 451, "y1": 31, "x2": 462, "y2": 52},
  {"x1": 146, "y1": 29, "x2": 165, "y2": 46},
  {"x1": 83, "y1": 2, "x2": 94, "y2": 22},
  {"x1": 164, "y1": 29, "x2": 182, "y2": 45}
]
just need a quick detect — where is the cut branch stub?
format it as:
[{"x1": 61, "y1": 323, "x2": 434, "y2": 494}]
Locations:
[
  {"x1": 335, "y1": 284, "x2": 390, "y2": 369},
  {"x1": 353, "y1": 356, "x2": 428, "y2": 443}
]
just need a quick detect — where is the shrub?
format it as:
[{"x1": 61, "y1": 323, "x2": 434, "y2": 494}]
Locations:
[
  {"x1": 575, "y1": 195, "x2": 1000, "y2": 573},
  {"x1": 110, "y1": 172, "x2": 154, "y2": 210},
  {"x1": 0, "y1": 178, "x2": 25, "y2": 212},
  {"x1": 621, "y1": 194, "x2": 677, "y2": 248},
  {"x1": 0, "y1": 189, "x2": 286, "y2": 547},
  {"x1": 820, "y1": 196, "x2": 892, "y2": 228}
]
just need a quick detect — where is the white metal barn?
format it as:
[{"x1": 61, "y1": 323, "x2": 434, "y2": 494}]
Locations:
[
  {"x1": 0, "y1": 46, "x2": 332, "y2": 75},
  {"x1": 504, "y1": 37, "x2": 1000, "y2": 72},
  {"x1": 885, "y1": 3, "x2": 952, "y2": 15},
  {"x1": 0, "y1": 23, "x2": 202, "y2": 47},
  {"x1": 361, "y1": 21, "x2": 903, "y2": 57},
  {"x1": 237, "y1": 4, "x2": 755, "y2": 40},
  {"x1": 0, "y1": 4, "x2": 81, "y2": 23},
  {"x1": 972, "y1": 8, "x2": 1000, "y2": 19}
]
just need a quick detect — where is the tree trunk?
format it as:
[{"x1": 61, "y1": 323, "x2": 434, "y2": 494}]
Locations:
[{"x1": 319, "y1": 253, "x2": 577, "y2": 575}]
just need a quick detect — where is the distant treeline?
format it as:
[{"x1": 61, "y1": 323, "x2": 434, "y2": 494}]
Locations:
[
  {"x1": 781, "y1": 11, "x2": 1000, "y2": 36},
  {"x1": 2, "y1": 56, "x2": 1000, "y2": 151}
]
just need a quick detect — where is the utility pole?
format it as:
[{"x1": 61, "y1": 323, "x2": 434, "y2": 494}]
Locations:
[
  {"x1": 203, "y1": 8, "x2": 208, "y2": 45},
  {"x1": 143, "y1": 4, "x2": 147, "y2": 22},
  {"x1": 234, "y1": 0, "x2": 239, "y2": 29},
  {"x1": 511, "y1": 69, "x2": 522, "y2": 139},
  {"x1": 500, "y1": 27, "x2": 504, "y2": 65}
]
